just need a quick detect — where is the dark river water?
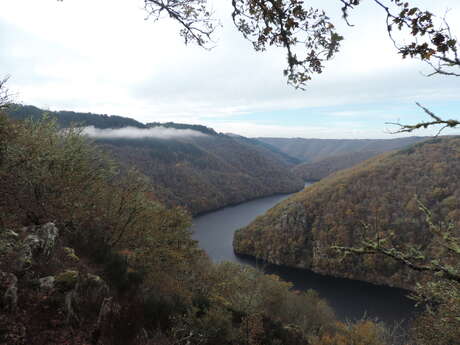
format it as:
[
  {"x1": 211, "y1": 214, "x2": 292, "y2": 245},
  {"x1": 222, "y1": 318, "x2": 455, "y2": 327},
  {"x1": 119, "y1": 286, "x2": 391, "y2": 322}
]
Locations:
[{"x1": 190, "y1": 188, "x2": 418, "y2": 325}]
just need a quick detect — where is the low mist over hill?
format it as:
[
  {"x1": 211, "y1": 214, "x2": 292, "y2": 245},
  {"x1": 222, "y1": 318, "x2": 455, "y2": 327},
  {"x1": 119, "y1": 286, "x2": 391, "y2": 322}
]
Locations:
[{"x1": 7, "y1": 105, "x2": 304, "y2": 215}]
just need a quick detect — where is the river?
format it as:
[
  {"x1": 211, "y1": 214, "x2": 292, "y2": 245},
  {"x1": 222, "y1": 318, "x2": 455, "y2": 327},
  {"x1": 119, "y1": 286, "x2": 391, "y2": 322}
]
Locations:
[{"x1": 190, "y1": 188, "x2": 418, "y2": 325}]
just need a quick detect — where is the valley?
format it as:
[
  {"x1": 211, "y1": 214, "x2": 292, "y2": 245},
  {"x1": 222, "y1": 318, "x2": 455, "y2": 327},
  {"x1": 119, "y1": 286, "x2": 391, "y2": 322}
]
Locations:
[
  {"x1": 2, "y1": 1, "x2": 459, "y2": 343},
  {"x1": 191, "y1": 189, "x2": 417, "y2": 324},
  {"x1": 234, "y1": 137, "x2": 460, "y2": 290},
  {"x1": 7, "y1": 105, "x2": 305, "y2": 215},
  {"x1": 2, "y1": 107, "x2": 459, "y2": 345}
]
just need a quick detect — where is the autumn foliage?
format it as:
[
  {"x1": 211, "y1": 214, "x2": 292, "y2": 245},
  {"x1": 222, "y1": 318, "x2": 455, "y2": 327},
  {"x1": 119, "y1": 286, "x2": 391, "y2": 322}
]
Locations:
[{"x1": 0, "y1": 112, "x2": 397, "y2": 345}]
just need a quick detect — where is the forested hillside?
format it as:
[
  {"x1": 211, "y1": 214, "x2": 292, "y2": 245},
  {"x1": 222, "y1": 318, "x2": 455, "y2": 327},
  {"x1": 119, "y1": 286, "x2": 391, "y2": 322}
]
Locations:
[
  {"x1": 1, "y1": 110, "x2": 402, "y2": 345},
  {"x1": 258, "y1": 137, "x2": 427, "y2": 163},
  {"x1": 7, "y1": 105, "x2": 304, "y2": 215},
  {"x1": 234, "y1": 137, "x2": 460, "y2": 289},
  {"x1": 99, "y1": 135, "x2": 304, "y2": 215},
  {"x1": 291, "y1": 151, "x2": 380, "y2": 181}
]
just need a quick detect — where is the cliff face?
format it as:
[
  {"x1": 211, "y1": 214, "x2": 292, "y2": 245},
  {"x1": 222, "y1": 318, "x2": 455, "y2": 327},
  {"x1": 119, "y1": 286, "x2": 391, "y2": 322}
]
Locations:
[{"x1": 234, "y1": 138, "x2": 460, "y2": 289}]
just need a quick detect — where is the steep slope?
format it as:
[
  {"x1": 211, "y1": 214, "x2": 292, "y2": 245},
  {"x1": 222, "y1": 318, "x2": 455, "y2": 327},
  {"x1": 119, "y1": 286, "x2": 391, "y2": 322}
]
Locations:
[
  {"x1": 99, "y1": 134, "x2": 304, "y2": 215},
  {"x1": 0, "y1": 113, "x2": 346, "y2": 345},
  {"x1": 227, "y1": 134, "x2": 302, "y2": 166},
  {"x1": 7, "y1": 105, "x2": 304, "y2": 215},
  {"x1": 291, "y1": 151, "x2": 380, "y2": 181},
  {"x1": 234, "y1": 137, "x2": 460, "y2": 289},
  {"x1": 258, "y1": 137, "x2": 427, "y2": 163}
]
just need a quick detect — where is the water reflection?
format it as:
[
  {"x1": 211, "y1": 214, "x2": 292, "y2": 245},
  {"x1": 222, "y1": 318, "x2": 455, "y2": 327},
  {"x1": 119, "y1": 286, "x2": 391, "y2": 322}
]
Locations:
[{"x1": 190, "y1": 187, "x2": 417, "y2": 324}]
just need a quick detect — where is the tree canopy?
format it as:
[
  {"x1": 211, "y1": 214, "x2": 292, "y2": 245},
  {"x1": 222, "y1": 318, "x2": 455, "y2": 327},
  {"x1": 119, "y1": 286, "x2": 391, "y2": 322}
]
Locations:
[
  {"x1": 142, "y1": 0, "x2": 459, "y2": 89},
  {"x1": 139, "y1": 0, "x2": 460, "y2": 133}
]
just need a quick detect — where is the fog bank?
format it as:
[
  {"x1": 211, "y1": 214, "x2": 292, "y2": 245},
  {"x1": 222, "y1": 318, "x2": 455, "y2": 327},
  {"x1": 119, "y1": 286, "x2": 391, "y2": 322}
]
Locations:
[{"x1": 82, "y1": 126, "x2": 208, "y2": 139}]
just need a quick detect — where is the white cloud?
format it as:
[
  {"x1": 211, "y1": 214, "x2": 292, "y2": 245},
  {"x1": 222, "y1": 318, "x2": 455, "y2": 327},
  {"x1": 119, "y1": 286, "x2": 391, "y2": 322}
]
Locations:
[
  {"x1": 82, "y1": 126, "x2": 208, "y2": 139},
  {"x1": 1, "y1": 0, "x2": 459, "y2": 137}
]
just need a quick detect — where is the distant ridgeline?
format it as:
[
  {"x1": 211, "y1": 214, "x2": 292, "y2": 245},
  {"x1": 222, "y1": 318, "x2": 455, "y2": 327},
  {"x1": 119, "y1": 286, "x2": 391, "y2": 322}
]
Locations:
[
  {"x1": 259, "y1": 136, "x2": 429, "y2": 181},
  {"x1": 7, "y1": 104, "x2": 304, "y2": 215},
  {"x1": 234, "y1": 137, "x2": 460, "y2": 289},
  {"x1": 258, "y1": 137, "x2": 429, "y2": 163},
  {"x1": 291, "y1": 151, "x2": 380, "y2": 181}
]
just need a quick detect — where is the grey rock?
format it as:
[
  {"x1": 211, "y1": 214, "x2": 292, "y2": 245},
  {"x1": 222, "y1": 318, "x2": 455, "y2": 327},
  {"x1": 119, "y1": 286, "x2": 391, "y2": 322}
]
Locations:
[
  {"x1": 14, "y1": 243, "x2": 33, "y2": 272},
  {"x1": 37, "y1": 222, "x2": 59, "y2": 257},
  {"x1": 136, "y1": 328, "x2": 149, "y2": 343},
  {"x1": 23, "y1": 222, "x2": 59, "y2": 257},
  {"x1": 0, "y1": 229, "x2": 21, "y2": 255},
  {"x1": 3, "y1": 273, "x2": 18, "y2": 312},
  {"x1": 76, "y1": 273, "x2": 109, "y2": 307},
  {"x1": 24, "y1": 234, "x2": 41, "y2": 253},
  {"x1": 39, "y1": 276, "x2": 55, "y2": 290},
  {"x1": 65, "y1": 290, "x2": 79, "y2": 324},
  {"x1": 97, "y1": 297, "x2": 121, "y2": 326},
  {"x1": 4, "y1": 230, "x2": 19, "y2": 239},
  {"x1": 14, "y1": 222, "x2": 60, "y2": 272}
]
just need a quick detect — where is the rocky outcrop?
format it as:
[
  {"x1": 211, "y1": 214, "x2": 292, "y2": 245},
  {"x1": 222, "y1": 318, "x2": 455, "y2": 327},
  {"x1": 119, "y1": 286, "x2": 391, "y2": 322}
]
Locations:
[
  {"x1": 14, "y1": 222, "x2": 59, "y2": 272},
  {"x1": 39, "y1": 276, "x2": 56, "y2": 291},
  {"x1": 0, "y1": 221, "x2": 112, "y2": 341},
  {"x1": 55, "y1": 270, "x2": 79, "y2": 291},
  {"x1": 76, "y1": 273, "x2": 109, "y2": 308},
  {"x1": 1, "y1": 272, "x2": 18, "y2": 312},
  {"x1": 0, "y1": 222, "x2": 61, "y2": 316},
  {"x1": 65, "y1": 289, "x2": 80, "y2": 324},
  {"x1": 57, "y1": 271, "x2": 110, "y2": 324},
  {"x1": 35, "y1": 222, "x2": 59, "y2": 257},
  {"x1": 97, "y1": 297, "x2": 121, "y2": 326},
  {"x1": 92, "y1": 297, "x2": 122, "y2": 344}
]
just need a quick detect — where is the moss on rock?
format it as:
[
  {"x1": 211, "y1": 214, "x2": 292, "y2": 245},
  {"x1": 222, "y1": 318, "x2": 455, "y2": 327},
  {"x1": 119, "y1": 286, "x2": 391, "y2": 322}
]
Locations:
[{"x1": 55, "y1": 270, "x2": 79, "y2": 291}]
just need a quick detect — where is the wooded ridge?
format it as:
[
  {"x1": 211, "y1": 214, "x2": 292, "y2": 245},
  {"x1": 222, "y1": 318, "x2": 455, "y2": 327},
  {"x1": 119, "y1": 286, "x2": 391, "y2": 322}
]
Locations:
[
  {"x1": 7, "y1": 105, "x2": 305, "y2": 215},
  {"x1": 234, "y1": 137, "x2": 460, "y2": 290}
]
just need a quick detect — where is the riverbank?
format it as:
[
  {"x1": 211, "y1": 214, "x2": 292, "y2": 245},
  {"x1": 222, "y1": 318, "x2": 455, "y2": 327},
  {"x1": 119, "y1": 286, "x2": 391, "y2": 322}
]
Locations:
[{"x1": 191, "y1": 192, "x2": 418, "y2": 325}]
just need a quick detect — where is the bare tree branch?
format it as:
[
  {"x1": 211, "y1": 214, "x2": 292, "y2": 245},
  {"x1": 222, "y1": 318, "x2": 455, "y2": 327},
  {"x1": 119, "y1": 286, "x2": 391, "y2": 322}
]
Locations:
[
  {"x1": 386, "y1": 102, "x2": 459, "y2": 135},
  {"x1": 333, "y1": 199, "x2": 460, "y2": 284}
]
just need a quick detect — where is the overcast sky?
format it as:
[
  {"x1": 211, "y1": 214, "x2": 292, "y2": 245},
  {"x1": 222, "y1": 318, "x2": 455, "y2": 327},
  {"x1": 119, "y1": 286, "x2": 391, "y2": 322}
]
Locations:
[{"x1": 1, "y1": 0, "x2": 459, "y2": 138}]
